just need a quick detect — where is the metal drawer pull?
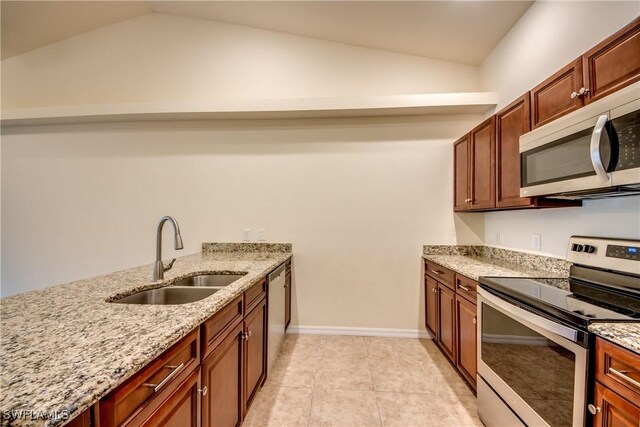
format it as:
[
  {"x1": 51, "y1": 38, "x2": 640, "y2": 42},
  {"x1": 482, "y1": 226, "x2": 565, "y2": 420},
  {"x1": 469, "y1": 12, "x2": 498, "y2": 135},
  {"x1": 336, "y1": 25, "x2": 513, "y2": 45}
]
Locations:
[
  {"x1": 143, "y1": 362, "x2": 185, "y2": 393},
  {"x1": 458, "y1": 284, "x2": 471, "y2": 292},
  {"x1": 431, "y1": 269, "x2": 444, "y2": 275},
  {"x1": 609, "y1": 367, "x2": 640, "y2": 389}
]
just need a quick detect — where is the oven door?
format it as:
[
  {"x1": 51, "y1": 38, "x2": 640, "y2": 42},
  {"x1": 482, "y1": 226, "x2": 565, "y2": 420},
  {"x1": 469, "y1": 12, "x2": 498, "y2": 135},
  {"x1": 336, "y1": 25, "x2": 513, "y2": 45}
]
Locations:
[
  {"x1": 477, "y1": 288, "x2": 588, "y2": 427},
  {"x1": 520, "y1": 113, "x2": 616, "y2": 197}
]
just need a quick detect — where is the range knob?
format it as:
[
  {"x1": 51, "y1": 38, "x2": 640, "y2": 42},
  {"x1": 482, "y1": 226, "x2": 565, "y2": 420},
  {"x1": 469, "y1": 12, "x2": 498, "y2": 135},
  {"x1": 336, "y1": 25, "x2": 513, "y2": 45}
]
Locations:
[
  {"x1": 584, "y1": 245, "x2": 596, "y2": 253},
  {"x1": 572, "y1": 244, "x2": 584, "y2": 252}
]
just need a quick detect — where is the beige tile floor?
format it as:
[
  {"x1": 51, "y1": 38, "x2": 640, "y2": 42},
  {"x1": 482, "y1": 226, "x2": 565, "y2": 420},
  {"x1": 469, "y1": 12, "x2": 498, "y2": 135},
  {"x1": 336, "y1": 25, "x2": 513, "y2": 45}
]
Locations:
[{"x1": 243, "y1": 334, "x2": 483, "y2": 427}]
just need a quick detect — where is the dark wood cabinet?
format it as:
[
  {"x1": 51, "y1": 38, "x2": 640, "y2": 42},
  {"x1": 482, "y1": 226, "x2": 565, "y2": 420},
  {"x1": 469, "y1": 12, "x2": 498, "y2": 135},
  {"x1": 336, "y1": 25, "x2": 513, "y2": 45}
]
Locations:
[
  {"x1": 470, "y1": 116, "x2": 496, "y2": 210},
  {"x1": 455, "y1": 294, "x2": 477, "y2": 390},
  {"x1": 425, "y1": 276, "x2": 438, "y2": 338},
  {"x1": 285, "y1": 261, "x2": 292, "y2": 330},
  {"x1": 424, "y1": 260, "x2": 478, "y2": 393},
  {"x1": 437, "y1": 283, "x2": 456, "y2": 363},
  {"x1": 583, "y1": 17, "x2": 640, "y2": 104},
  {"x1": 243, "y1": 298, "x2": 267, "y2": 414},
  {"x1": 134, "y1": 368, "x2": 201, "y2": 427},
  {"x1": 593, "y1": 382, "x2": 640, "y2": 427},
  {"x1": 202, "y1": 323, "x2": 244, "y2": 427},
  {"x1": 496, "y1": 94, "x2": 532, "y2": 208},
  {"x1": 453, "y1": 135, "x2": 471, "y2": 211},
  {"x1": 531, "y1": 57, "x2": 584, "y2": 129}
]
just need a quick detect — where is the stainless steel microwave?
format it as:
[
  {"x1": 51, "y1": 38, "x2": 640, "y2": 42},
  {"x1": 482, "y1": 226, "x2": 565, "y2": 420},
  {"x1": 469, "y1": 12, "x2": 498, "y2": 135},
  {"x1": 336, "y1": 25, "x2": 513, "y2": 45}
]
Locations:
[{"x1": 520, "y1": 82, "x2": 640, "y2": 199}]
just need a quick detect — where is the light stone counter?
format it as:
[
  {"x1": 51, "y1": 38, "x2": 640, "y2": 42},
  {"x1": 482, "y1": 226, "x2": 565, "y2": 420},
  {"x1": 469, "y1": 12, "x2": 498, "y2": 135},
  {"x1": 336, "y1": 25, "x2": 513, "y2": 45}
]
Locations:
[
  {"x1": 0, "y1": 245, "x2": 291, "y2": 427},
  {"x1": 588, "y1": 323, "x2": 640, "y2": 355}
]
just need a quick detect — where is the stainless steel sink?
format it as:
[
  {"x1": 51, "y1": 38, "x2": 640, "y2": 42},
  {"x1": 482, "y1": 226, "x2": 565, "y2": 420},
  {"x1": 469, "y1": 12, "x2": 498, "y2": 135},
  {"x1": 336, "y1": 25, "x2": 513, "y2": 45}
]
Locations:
[
  {"x1": 113, "y1": 287, "x2": 221, "y2": 305},
  {"x1": 170, "y1": 273, "x2": 246, "y2": 288}
]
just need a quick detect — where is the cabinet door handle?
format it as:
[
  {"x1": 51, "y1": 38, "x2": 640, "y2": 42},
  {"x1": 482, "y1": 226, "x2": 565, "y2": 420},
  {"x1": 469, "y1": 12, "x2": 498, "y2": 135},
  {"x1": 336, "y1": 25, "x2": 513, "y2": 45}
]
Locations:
[
  {"x1": 143, "y1": 362, "x2": 184, "y2": 393},
  {"x1": 609, "y1": 367, "x2": 640, "y2": 389},
  {"x1": 244, "y1": 330, "x2": 253, "y2": 340},
  {"x1": 198, "y1": 386, "x2": 208, "y2": 396},
  {"x1": 457, "y1": 284, "x2": 471, "y2": 292},
  {"x1": 587, "y1": 404, "x2": 601, "y2": 415},
  {"x1": 579, "y1": 87, "x2": 589, "y2": 97},
  {"x1": 473, "y1": 318, "x2": 477, "y2": 324},
  {"x1": 571, "y1": 91, "x2": 579, "y2": 99}
]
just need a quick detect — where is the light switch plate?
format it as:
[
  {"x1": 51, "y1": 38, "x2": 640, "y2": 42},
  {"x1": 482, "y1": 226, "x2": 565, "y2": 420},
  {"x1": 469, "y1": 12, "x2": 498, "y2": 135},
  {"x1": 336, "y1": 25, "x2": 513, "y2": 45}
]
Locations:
[
  {"x1": 242, "y1": 228, "x2": 251, "y2": 242},
  {"x1": 257, "y1": 228, "x2": 267, "y2": 241},
  {"x1": 494, "y1": 232, "x2": 501, "y2": 244}
]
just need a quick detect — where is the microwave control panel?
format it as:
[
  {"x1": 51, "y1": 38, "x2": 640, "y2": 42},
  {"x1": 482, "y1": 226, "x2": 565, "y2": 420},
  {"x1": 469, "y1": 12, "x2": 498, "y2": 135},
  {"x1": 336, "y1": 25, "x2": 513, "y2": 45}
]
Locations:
[{"x1": 612, "y1": 109, "x2": 640, "y2": 170}]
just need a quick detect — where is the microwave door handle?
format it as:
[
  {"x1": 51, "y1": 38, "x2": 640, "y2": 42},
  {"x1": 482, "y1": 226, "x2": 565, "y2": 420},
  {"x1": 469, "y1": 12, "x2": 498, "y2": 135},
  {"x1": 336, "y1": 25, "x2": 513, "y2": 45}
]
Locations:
[{"x1": 590, "y1": 114, "x2": 610, "y2": 182}]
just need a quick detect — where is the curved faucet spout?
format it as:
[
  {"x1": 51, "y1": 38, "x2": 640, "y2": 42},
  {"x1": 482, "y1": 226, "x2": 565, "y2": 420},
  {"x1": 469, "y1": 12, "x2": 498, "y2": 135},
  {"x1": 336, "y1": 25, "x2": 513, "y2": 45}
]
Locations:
[{"x1": 153, "y1": 216, "x2": 184, "y2": 281}]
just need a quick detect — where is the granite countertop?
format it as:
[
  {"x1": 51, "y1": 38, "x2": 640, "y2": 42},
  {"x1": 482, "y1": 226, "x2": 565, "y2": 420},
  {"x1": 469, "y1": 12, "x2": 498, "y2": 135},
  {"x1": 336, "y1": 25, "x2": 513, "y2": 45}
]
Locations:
[
  {"x1": 588, "y1": 323, "x2": 640, "y2": 355},
  {"x1": 0, "y1": 246, "x2": 291, "y2": 427},
  {"x1": 423, "y1": 254, "x2": 563, "y2": 281}
]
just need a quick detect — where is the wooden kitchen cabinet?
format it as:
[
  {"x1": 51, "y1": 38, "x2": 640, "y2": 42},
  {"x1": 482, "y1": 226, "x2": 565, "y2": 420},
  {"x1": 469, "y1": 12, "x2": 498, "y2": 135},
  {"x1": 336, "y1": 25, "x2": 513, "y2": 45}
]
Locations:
[
  {"x1": 591, "y1": 337, "x2": 640, "y2": 427},
  {"x1": 202, "y1": 323, "x2": 244, "y2": 427},
  {"x1": 437, "y1": 283, "x2": 456, "y2": 363},
  {"x1": 455, "y1": 293, "x2": 477, "y2": 390},
  {"x1": 583, "y1": 17, "x2": 640, "y2": 104},
  {"x1": 243, "y1": 297, "x2": 267, "y2": 414},
  {"x1": 424, "y1": 260, "x2": 478, "y2": 393},
  {"x1": 531, "y1": 58, "x2": 584, "y2": 129},
  {"x1": 453, "y1": 135, "x2": 471, "y2": 211},
  {"x1": 425, "y1": 276, "x2": 439, "y2": 338},
  {"x1": 470, "y1": 116, "x2": 496, "y2": 210}
]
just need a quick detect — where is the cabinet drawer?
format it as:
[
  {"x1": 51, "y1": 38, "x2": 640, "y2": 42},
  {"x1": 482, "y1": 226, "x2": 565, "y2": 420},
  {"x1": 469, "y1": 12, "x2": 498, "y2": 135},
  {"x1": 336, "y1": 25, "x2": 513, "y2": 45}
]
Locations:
[
  {"x1": 244, "y1": 278, "x2": 267, "y2": 313},
  {"x1": 99, "y1": 329, "x2": 200, "y2": 427},
  {"x1": 425, "y1": 261, "x2": 455, "y2": 289},
  {"x1": 596, "y1": 337, "x2": 640, "y2": 405},
  {"x1": 455, "y1": 274, "x2": 477, "y2": 303},
  {"x1": 202, "y1": 295, "x2": 243, "y2": 359}
]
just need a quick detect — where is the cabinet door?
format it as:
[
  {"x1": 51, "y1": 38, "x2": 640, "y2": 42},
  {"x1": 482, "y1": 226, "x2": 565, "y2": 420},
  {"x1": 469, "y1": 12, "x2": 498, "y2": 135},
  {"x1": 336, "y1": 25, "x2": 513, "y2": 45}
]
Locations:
[
  {"x1": 454, "y1": 135, "x2": 470, "y2": 211},
  {"x1": 425, "y1": 276, "x2": 438, "y2": 339},
  {"x1": 437, "y1": 284, "x2": 456, "y2": 363},
  {"x1": 455, "y1": 294, "x2": 477, "y2": 390},
  {"x1": 470, "y1": 116, "x2": 496, "y2": 210},
  {"x1": 496, "y1": 94, "x2": 533, "y2": 208},
  {"x1": 202, "y1": 323, "x2": 243, "y2": 427},
  {"x1": 531, "y1": 58, "x2": 584, "y2": 129},
  {"x1": 244, "y1": 298, "x2": 267, "y2": 414},
  {"x1": 593, "y1": 382, "x2": 640, "y2": 427},
  {"x1": 134, "y1": 368, "x2": 201, "y2": 427},
  {"x1": 583, "y1": 17, "x2": 640, "y2": 104}
]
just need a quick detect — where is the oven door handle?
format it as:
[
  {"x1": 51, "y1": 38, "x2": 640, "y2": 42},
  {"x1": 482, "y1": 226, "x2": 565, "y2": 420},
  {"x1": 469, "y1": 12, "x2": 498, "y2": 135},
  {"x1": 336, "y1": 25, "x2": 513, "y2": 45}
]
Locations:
[
  {"x1": 478, "y1": 287, "x2": 580, "y2": 344},
  {"x1": 590, "y1": 114, "x2": 611, "y2": 183}
]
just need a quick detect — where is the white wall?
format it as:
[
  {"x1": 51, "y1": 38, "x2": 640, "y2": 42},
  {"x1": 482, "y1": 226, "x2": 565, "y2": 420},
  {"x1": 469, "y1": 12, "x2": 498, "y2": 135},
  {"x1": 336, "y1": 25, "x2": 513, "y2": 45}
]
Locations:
[
  {"x1": 1, "y1": 12, "x2": 480, "y2": 109},
  {"x1": 1, "y1": 116, "x2": 484, "y2": 332},
  {"x1": 0, "y1": 12, "x2": 486, "y2": 333},
  {"x1": 480, "y1": 1, "x2": 640, "y2": 257}
]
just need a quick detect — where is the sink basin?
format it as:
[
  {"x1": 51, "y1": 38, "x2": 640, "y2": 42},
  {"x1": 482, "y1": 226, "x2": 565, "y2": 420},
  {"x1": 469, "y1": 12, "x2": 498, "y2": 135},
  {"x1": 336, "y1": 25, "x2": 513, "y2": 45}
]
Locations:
[
  {"x1": 113, "y1": 287, "x2": 220, "y2": 305},
  {"x1": 170, "y1": 273, "x2": 246, "y2": 288}
]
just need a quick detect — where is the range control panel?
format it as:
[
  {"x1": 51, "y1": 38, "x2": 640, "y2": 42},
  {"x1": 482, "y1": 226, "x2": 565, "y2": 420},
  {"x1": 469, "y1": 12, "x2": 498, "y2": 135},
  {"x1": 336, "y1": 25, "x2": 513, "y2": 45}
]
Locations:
[
  {"x1": 567, "y1": 236, "x2": 640, "y2": 275},
  {"x1": 606, "y1": 244, "x2": 640, "y2": 261}
]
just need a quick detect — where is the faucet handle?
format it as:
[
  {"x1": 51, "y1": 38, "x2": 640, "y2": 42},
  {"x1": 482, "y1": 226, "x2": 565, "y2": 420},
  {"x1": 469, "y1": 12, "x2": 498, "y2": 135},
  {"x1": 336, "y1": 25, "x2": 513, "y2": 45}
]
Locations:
[{"x1": 164, "y1": 259, "x2": 176, "y2": 272}]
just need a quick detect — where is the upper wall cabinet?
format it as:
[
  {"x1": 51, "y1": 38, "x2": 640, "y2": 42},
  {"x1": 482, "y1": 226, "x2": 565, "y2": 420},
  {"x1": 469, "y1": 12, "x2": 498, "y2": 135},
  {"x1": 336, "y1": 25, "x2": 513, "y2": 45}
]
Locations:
[
  {"x1": 531, "y1": 17, "x2": 640, "y2": 129},
  {"x1": 583, "y1": 17, "x2": 640, "y2": 104},
  {"x1": 454, "y1": 135, "x2": 471, "y2": 211},
  {"x1": 530, "y1": 57, "x2": 584, "y2": 129},
  {"x1": 496, "y1": 94, "x2": 531, "y2": 208},
  {"x1": 469, "y1": 117, "x2": 496, "y2": 210}
]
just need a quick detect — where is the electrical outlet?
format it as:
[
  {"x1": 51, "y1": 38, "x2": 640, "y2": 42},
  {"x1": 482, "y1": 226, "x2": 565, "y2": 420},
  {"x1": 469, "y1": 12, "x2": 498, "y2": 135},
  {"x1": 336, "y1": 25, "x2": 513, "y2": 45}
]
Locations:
[
  {"x1": 494, "y1": 232, "x2": 501, "y2": 244},
  {"x1": 257, "y1": 228, "x2": 267, "y2": 241},
  {"x1": 242, "y1": 228, "x2": 251, "y2": 242},
  {"x1": 532, "y1": 234, "x2": 541, "y2": 251}
]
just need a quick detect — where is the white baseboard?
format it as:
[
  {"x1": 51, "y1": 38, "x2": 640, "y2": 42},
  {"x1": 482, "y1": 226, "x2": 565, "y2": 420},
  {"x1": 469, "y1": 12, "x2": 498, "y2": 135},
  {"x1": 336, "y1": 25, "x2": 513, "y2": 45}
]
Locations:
[{"x1": 287, "y1": 325, "x2": 431, "y2": 339}]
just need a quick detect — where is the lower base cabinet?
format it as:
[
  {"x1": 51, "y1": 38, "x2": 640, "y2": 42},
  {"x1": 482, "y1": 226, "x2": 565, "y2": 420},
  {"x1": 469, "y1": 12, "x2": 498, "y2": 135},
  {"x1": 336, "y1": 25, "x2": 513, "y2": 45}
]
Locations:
[
  {"x1": 244, "y1": 298, "x2": 268, "y2": 413},
  {"x1": 437, "y1": 284, "x2": 456, "y2": 363},
  {"x1": 593, "y1": 382, "x2": 640, "y2": 427},
  {"x1": 455, "y1": 294, "x2": 477, "y2": 390},
  {"x1": 201, "y1": 323, "x2": 244, "y2": 427}
]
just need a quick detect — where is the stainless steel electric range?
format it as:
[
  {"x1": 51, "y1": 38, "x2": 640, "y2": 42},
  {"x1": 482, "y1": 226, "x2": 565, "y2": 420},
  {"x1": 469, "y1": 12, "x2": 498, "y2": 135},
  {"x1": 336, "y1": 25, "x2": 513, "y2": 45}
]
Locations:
[{"x1": 477, "y1": 236, "x2": 640, "y2": 427}]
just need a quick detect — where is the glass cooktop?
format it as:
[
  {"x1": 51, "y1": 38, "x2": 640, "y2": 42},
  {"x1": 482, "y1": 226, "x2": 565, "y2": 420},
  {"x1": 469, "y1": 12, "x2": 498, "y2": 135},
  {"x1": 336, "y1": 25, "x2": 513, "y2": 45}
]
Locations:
[{"x1": 479, "y1": 276, "x2": 640, "y2": 330}]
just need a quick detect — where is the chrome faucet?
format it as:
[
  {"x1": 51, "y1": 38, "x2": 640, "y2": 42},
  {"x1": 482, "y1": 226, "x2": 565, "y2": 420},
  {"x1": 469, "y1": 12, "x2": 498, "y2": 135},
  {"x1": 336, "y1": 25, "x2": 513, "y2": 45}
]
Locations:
[{"x1": 153, "y1": 216, "x2": 184, "y2": 281}]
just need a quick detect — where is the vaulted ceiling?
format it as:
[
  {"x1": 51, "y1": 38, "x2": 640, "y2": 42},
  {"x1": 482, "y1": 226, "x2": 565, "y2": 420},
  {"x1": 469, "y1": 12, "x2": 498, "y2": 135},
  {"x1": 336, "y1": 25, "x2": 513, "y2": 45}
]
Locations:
[{"x1": 1, "y1": 1, "x2": 534, "y2": 64}]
